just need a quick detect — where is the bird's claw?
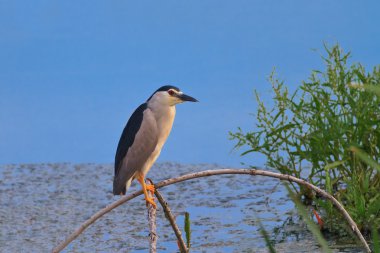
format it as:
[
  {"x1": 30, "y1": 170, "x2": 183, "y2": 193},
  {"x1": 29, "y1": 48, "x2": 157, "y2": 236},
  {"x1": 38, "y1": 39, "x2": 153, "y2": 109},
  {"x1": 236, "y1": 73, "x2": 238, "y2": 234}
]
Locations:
[
  {"x1": 146, "y1": 184, "x2": 155, "y2": 194},
  {"x1": 145, "y1": 197, "x2": 157, "y2": 209}
]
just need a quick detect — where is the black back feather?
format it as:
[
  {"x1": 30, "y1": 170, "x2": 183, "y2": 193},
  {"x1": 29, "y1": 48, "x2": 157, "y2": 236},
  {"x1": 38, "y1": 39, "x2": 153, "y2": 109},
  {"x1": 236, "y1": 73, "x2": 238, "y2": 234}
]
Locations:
[{"x1": 114, "y1": 103, "x2": 147, "y2": 187}]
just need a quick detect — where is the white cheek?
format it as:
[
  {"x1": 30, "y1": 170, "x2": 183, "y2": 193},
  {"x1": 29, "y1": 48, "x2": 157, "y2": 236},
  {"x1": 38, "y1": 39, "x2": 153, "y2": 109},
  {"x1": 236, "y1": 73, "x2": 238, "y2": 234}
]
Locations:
[
  {"x1": 167, "y1": 97, "x2": 181, "y2": 105},
  {"x1": 160, "y1": 92, "x2": 171, "y2": 101}
]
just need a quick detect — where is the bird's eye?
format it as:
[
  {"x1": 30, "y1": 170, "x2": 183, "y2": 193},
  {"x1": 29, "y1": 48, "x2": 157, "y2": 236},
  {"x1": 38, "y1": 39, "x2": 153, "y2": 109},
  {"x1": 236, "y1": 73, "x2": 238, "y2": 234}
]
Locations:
[{"x1": 168, "y1": 90, "x2": 175, "y2": 96}]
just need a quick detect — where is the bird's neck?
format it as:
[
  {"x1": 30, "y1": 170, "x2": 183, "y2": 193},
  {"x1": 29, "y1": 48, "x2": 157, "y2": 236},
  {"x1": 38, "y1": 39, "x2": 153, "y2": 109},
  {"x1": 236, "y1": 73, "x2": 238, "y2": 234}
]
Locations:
[{"x1": 148, "y1": 103, "x2": 176, "y2": 145}]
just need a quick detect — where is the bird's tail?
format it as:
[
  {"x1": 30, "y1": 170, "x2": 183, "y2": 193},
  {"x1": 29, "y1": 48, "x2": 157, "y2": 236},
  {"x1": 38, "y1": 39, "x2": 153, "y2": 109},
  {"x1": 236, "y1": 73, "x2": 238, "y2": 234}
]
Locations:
[{"x1": 113, "y1": 177, "x2": 133, "y2": 195}]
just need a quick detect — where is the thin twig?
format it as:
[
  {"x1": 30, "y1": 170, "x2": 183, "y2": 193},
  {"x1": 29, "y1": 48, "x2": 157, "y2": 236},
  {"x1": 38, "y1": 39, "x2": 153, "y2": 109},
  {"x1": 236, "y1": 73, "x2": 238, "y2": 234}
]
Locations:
[
  {"x1": 147, "y1": 180, "x2": 157, "y2": 253},
  {"x1": 52, "y1": 168, "x2": 371, "y2": 253},
  {"x1": 154, "y1": 188, "x2": 188, "y2": 253}
]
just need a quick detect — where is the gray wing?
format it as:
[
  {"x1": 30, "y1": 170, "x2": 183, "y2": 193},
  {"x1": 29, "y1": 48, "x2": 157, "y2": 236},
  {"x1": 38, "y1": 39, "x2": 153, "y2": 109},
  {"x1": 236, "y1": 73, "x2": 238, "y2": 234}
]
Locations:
[{"x1": 113, "y1": 107, "x2": 158, "y2": 195}]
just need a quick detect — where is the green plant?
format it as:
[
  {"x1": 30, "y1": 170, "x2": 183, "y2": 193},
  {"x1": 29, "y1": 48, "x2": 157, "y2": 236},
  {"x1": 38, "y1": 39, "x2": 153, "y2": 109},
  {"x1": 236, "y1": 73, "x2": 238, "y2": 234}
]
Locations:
[
  {"x1": 373, "y1": 224, "x2": 380, "y2": 253},
  {"x1": 285, "y1": 184, "x2": 332, "y2": 253},
  {"x1": 230, "y1": 44, "x2": 380, "y2": 233},
  {"x1": 256, "y1": 218, "x2": 277, "y2": 253},
  {"x1": 184, "y1": 211, "x2": 191, "y2": 249}
]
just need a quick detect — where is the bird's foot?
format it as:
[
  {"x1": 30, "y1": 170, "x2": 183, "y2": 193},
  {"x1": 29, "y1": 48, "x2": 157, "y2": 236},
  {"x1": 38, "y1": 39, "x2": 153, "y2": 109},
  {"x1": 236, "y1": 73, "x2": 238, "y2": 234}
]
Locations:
[
  {"x1": 145, "y1": 197, "x2": 157, "y2": 209},
  {"x1": 146, "y1": 184, "x2": 155, "y2": 194}
]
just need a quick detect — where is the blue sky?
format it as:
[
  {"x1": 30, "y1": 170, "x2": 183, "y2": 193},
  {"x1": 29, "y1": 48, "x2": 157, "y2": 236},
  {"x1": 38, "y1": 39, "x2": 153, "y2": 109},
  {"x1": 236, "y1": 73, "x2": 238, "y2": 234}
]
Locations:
[{"x1": 1, "y1": 1, "x2": 379, "y2": 167}]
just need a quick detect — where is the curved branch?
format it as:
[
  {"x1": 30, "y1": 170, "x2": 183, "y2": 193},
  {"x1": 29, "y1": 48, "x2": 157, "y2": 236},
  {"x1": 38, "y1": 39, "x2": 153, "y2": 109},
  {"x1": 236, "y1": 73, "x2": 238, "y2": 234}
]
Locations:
[
  {"x1": 154, "y1": 189, "x2": 188, "y2": 253},
  {"x1": 52, "y1": 169, "x2": 371, "y2": 253}
]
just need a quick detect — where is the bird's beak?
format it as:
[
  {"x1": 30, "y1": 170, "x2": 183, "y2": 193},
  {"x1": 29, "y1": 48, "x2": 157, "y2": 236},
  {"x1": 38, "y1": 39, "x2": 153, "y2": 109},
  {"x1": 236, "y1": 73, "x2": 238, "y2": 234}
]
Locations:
[{"x1": 178, "y1": 93, "x2": 198, "y2": 102}]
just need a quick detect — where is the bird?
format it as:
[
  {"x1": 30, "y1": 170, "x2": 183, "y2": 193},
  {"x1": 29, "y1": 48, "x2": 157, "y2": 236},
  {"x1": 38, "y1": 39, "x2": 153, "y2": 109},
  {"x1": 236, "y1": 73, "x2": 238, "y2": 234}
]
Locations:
[{"x1": 113, "y1": 85, "x2": 198, "y2": 208}]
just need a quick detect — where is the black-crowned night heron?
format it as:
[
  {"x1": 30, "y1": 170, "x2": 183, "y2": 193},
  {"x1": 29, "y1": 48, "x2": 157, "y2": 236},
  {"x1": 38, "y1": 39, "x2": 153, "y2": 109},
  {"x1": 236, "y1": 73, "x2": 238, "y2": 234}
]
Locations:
[{"x1": 113, "y1": 85, "x2": 198, "y2": 208}]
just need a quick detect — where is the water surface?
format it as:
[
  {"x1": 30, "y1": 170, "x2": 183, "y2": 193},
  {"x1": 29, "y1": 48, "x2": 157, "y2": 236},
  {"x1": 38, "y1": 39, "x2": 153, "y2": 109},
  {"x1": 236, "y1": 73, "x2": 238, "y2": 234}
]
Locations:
[{"x1": 0, "y1": 163, "x2": 363, "y2": 252}]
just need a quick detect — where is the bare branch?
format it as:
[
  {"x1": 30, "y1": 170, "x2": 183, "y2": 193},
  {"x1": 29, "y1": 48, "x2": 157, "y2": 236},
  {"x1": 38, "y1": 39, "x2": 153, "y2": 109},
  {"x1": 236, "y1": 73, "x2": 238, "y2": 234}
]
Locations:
[
  {"x1": 52, "y1": 189, "x2": 143, "y2": 253},
  {"x1": 154, "y1": 188, "x2": 188, "y2": 253},
  {"x1": 52, "y1": 168, "x2": 371, "y2": 253},
  {"x1": 147, "y1": 180, "x2": 157, "y2": 253}
]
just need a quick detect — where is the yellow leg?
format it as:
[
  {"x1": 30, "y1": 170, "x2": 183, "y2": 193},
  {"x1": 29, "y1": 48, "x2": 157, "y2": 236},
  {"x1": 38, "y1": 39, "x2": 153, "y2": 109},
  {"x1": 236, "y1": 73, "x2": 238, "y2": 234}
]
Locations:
[{"x1": 137, "y1": 175, "x2": 157, "y2": 209}]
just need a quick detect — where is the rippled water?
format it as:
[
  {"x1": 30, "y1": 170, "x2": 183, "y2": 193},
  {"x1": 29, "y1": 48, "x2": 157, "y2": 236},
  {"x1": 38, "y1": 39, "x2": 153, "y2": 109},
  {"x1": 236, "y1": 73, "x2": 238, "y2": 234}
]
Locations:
[{"x1": 0, "y1": 163, "x2": 364, "y2": 252}]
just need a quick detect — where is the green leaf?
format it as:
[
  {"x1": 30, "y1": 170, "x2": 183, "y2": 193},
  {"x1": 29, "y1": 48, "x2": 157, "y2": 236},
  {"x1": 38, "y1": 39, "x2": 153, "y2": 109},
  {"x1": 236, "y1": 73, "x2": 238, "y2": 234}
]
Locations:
[
  {"x1": 363, "y1": 85, "x2": 380, "y2": 97},
  {"x1": 256, "y1": 219, "x2": 277, "y2": 253},
  {"x1": 373, "y1": 225, "x2": 380, "y2": 253},
  {"x1": 267, "y1": 124, "x2": 296, "y2": 138},
  {"x1": 324, "y1": 160, "x2": 345, "y2": 171},
  {"x1": 240, "y1": 149, "x2": 256, "y2": 156},
  {"x1": 184, "y1": 212, "x2": 191, "y2": 249},
  {"x1": 350, "y1": 146, "x2": 380, "y2": 173}
]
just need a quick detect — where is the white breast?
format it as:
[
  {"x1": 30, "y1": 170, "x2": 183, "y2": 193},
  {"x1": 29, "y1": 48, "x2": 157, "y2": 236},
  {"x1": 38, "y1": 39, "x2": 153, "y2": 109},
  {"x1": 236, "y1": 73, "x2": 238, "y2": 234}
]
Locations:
[{"x1": 140, "y1": 104, "x2": 176, "y2": 175}]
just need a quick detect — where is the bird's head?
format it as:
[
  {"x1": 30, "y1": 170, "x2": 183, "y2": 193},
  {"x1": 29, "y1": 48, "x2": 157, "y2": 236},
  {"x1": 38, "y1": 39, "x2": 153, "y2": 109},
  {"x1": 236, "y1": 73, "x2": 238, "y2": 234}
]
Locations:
[{"x1": 147, "y1": 85, "x2": 198, "y2": 106}]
